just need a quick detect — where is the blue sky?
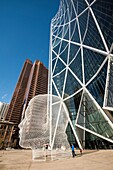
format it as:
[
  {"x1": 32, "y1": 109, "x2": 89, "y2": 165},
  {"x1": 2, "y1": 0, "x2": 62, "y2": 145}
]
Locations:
[{"x1": 0, "y1": 0, "x2": 60, "y2": 103}]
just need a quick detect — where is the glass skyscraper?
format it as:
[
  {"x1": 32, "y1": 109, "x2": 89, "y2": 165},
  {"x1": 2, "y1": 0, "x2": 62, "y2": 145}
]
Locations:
[{"x1": 49, "y1": 0, "x2": 113, "y2": 149}]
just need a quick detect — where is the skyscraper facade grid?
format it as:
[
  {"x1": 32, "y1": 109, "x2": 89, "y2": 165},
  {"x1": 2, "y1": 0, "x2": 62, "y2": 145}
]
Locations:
[{"x1": 49, "y1": 0, "x2": 113, "y2": 149}]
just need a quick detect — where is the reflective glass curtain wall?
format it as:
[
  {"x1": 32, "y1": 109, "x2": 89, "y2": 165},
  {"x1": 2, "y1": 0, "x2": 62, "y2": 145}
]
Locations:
[{"x1": 49, "y1": 0, "x2": 113, "y2": 149}]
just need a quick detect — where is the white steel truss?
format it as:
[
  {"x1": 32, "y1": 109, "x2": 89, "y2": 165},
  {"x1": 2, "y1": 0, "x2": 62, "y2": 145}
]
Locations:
[{"x1": 49, "y1": 0, "x2": 113, "y2": 149}]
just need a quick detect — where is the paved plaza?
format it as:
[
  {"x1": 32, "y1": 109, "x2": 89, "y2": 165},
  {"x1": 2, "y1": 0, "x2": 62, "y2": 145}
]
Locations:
[{"x1": 0, "y1": 149, "x2": 113, "y2": 170}]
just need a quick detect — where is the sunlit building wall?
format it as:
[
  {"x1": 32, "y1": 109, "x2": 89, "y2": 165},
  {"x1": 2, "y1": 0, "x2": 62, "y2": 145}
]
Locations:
[{"x1": 0, "y1": 102, "x2": 9, "y2": 120}]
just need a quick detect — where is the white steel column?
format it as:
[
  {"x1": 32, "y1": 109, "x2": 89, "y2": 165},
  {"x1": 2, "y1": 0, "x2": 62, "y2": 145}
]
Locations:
[{"x1": 49, "y1": 23, "x2": 53, "y2": 147}]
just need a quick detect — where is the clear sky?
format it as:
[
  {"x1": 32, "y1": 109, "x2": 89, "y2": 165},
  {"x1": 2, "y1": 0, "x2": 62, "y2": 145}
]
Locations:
[{"x1": 0, "y1": 0, "x2": 60, "y2": 104}]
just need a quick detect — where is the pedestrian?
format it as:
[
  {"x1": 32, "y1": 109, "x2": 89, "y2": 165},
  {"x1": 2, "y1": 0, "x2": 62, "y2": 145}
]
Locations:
[
  {"x1": 71, "y1": 144, "x2": 76, "y2": 157},
  {"x1": 80, "y1": 148, "x2": 83, "y2": 156},
  {"x1": 45, "y1": 143, "x2": 49, "y2": 150},
  {"x1": 44, "y1": 143, "x2": 51, "y2": 157}
]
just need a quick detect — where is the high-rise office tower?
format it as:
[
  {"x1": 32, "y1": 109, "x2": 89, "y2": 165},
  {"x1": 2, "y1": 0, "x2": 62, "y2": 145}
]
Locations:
[
  {"x1": 4, "y1": 59, "x2": 48, "y2": 147},
  {"x1": 5, "y1": 59, "x2": 32, "y2": 124},
  {"x1": 49, "y1": 0, "x2": 113, "y2": 149},
  {"x1": 21, "y1": 60, "x2": 48, "y2": 119}
]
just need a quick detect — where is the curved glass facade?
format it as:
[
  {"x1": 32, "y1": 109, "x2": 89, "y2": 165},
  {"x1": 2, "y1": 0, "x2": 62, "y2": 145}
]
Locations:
[{"x1": 49, "y1": 0, "x2": 113, "y2": 149}]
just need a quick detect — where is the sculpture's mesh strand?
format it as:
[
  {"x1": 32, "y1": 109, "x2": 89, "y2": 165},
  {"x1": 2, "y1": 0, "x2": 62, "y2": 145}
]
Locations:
[{"x1": 19, "y1": 94, "x2": 70, "y2": 151}]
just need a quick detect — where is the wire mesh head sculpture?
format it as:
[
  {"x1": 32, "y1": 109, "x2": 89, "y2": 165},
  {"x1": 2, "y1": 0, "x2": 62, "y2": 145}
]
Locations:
[
  {"x1": 19, "y1": 94, "x2": 70, "y2": 150},
  {"x1": 19, "y1": 95, "x2": 49, "y2": 149}
]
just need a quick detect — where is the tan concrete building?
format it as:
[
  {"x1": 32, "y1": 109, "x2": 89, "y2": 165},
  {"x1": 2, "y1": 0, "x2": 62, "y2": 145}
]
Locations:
[{"x1": 2, "y1": 59, "x2": 48, "y2": 148}]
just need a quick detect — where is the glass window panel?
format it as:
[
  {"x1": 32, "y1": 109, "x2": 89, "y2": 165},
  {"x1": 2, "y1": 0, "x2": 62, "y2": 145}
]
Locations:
[
  {"x1": 69, "y1": 43, "x2": 80, "y2": 63},
  {"x1": 52, "y1": 58, "x2": 57, "y2": 72},
  {"x1": 106, "y1": 57, "x2": 113, "y2": 107},
  {"x1": 71, "y1": 22, "x2": 80, "y2": 43},
  {"x1": 53, "y1": 58, "x2": 66, "y2": 76},
  {"x1": 77, "y1": 0, "x2": 88, "y2": 15},
  {"x1": 69, "y1": 49, "x2": 83, "y2": 82},
  {"x1": 52, "y1": 52, "x2": 57, "y2": 60},
  {"x1": 87, "y1": 62, "x2": 107, "y2": 106},
  {"x1": 77, "y1": 93, "x2": 113, "y2": 141},
  {"x1": 84, "y1": 11, "x2": 106, "y2": 51},
  {"x1": 70, "y1": 20, "x2": 77, "y2": 40},
  {"x1": 53, "y1": 70, "x2": 66, "y2": 97},
  {"x1": 63, "y1": 70, "x2": 82, "y2": 98},
  {"x1": 63, "y1": 24, "x2": 69, "y2": 40},
  {"x1": 93, "y1": 0, "x2": 113, "y2": 50},
  {"x1": 64, "y1": 91, "x2": 83, "y2": 119},
  {"x1": 84, "y1": 48, "x2": 106, "y2": 83},
  {"x1": 78, "y1": 10, "x2": 89, "y2": 41},
  {"x1": 57, "y1": 26, "x2": 64, "y2": 38},
  {"x1": 53, "y1": 41, "x2": 61, "y2": 55},
  {"x1": 59, "y1": 42, "x2": 69, "y2": 64}
]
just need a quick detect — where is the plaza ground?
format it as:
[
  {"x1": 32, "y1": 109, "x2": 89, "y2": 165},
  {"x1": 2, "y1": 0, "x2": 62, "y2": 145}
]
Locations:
[{"x1": 0, "y1": 149, "x2": 113, "y2": 170}]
